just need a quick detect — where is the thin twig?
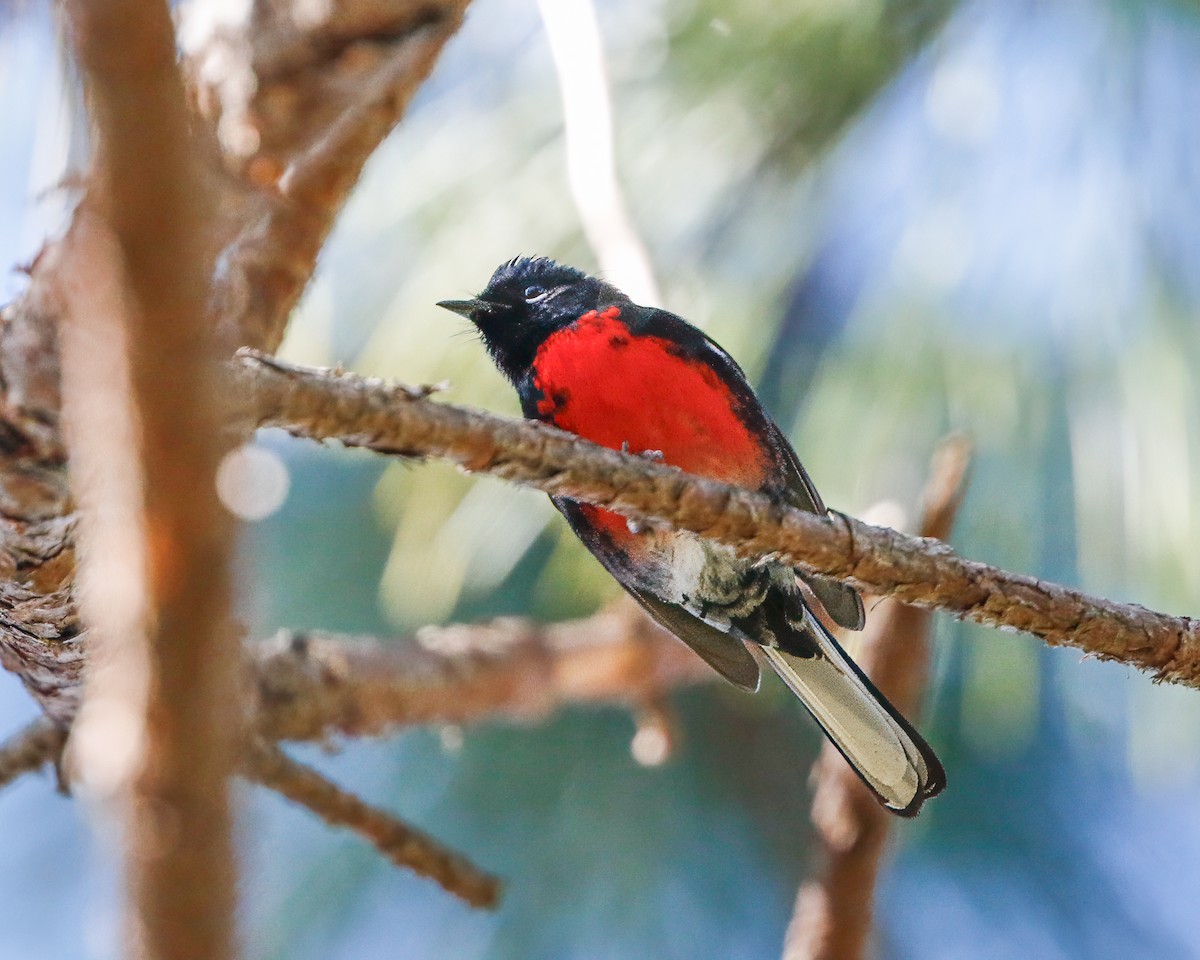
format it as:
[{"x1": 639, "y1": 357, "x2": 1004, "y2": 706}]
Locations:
[
  {"x1": 784, "y1": 436, "x2": 971, "y2": 960},
  {"x1": 234, "y1": 352, "x2": 1200, "y2": 686},
  {"x1": 0, "y1": 719, "x2": 65, "y2": 791},
  {"x1": 242, "y1": 739, "x2": 501, "y2": 909}
]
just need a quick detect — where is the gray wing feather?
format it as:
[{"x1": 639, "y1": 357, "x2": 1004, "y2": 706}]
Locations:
[
  {"x1": 804, "y1": 573, "x2": 866, "y2": 632},
  {"x1": 628, "y1": 588, "x2": 761, "y2": 692}
]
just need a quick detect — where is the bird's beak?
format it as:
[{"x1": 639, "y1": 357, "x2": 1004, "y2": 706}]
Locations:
[{"x1": 436, "y1": 298, "x2": 494, "y2": 319}]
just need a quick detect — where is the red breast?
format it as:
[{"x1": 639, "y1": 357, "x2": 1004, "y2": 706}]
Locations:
[{"x1": 531, "y1": 306, "x2": 770, "y2": 542}]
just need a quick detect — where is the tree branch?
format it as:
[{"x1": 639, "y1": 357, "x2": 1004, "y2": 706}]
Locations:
[
  {"x1": 0, "y1": 0, "x2": 473, "y2": 726},
  {"x1": 0, "y1": 602, "x2": 705, "y2": 911},
  {"x1": 242, "y1": 739, "x2": 501, "y2": 909},
  {"x1": 181, "y1": 0, "x2": 472, "y2": 352},
  {"x1": 59, "y1": 0, "x2": 240, "y2": 954},
  {"x1": 0, "y1": 600, "x2": 707, "y2": 785},
  {"x1": 252, "y1": 600, "x2": 711, "y2": 743},
  {"x1": 234, "y1": 351, "x2": 1200, "y2": 685},
  {"x1": 784, "y1": 437, "x2": 970, "y2": 960},
  {"x1": 0, "y1": 264, "x2": 81, "y2": 725}
]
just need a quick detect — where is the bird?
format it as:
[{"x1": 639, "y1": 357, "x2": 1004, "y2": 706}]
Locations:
[{"x1": 438, "y1": 256, "x2": 945, "y2": 816}]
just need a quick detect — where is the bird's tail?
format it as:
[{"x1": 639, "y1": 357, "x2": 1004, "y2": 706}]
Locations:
[{"x1": 758, "y1": 608, "x2": 945, "y2": 816}]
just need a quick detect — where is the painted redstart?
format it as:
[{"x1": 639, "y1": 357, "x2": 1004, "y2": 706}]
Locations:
[{"x1": 439, "y1": 256, "x2": 945, "y2": 815}]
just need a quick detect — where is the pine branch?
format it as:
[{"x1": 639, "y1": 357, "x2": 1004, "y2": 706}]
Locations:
[
  {"x1": 0, "y1": 0, "x2": 473, "y2": 725},
  {"x1": 0, "y1": 602, "x2": 703, "y2": 911},
  {"x1": 0, "y1": 0, "x2": 1188, "y2": 933},
  {"x1": 234, "y1": 351, "x2": 1200, "y2": 686},
  {"x1": 0, "y1": 600, "x2": 706, "y2": 784},
  {"x1": 182, "y1": 0, "x2": 471, "y2": 353}
]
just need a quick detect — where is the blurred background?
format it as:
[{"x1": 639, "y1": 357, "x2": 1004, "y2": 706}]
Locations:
[{"x1": 3, "y1": 0, "x2": 1200, "y2": 956}]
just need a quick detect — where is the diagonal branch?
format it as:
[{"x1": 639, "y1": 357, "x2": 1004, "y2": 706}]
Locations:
[
  {"x1": 234, "y1": 351, "x2": 1200, "y2": 686},
  {"x1": 243, "y1": 740, "x2": 500, "y2": 909},
  {"x1": 182, "y1": 0, "x2": 472, "y2": 353},
  {"x1": 537, "y1": 0, "x2": 659, "y2": 304}
]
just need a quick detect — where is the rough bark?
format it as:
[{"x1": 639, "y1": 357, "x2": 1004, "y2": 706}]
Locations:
[
  {"x1": 0, "y1": 600, "x2": 708, "y2": 908},
  {"x1": 252, "y1": 600, "x2": 712, "y2": 743},
  {"x1": 0, "y1": 261, "x2": 81, "y2": 725},
  {"x1": 183, "y1": 0, "x2": 472, "y2": 352}
]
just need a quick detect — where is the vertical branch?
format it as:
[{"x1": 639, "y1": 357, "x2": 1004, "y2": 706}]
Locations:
[
  {"x1": 58, "y1": 2, "x2": 240, "y2": 958},
  {"x1": 784, "y1": 437, "x2": 971, "y2": 960},
  {"x1": 537, "y1": 0, "x2": 660, "y2": 304}
]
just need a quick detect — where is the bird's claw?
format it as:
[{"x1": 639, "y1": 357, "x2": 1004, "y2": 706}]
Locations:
[{"x1": 620, "y1": 441, "x2": 666, "y2": 463}]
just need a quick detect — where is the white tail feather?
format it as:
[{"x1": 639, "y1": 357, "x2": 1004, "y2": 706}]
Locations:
[{"x1": 758, "y1": 611, "x2": 935, "y2": 814}]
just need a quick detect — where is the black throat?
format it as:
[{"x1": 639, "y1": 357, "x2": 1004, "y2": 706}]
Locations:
[{"x1": 461, "y1": 256, "x2": 625, "y2": 383}]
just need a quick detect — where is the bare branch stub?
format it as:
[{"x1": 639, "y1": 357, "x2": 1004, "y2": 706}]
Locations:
[
  {"x1": 0, "y1": 719, "x2": 66, "y2": 791},
  {"x1": 235, "y1": 353, "x2": 1200, "y2": 685}
]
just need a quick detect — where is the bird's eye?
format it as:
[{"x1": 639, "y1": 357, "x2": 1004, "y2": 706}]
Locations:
[{"x1": 523, "y1": 284, "x2": 546, "y2": 301}]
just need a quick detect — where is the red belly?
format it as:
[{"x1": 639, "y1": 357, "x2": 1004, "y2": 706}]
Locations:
[{"x1": 532, "y1": 307, "x2": 769, "y2": 542}]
